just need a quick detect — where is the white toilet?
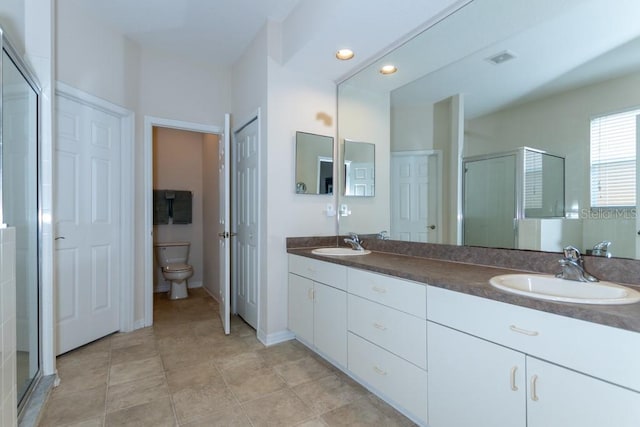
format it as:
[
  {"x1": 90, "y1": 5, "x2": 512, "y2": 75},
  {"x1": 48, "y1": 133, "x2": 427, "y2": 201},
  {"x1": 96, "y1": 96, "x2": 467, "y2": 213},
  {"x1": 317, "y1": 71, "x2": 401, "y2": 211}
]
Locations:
[{"x1": 154, "y1": 241, "x2": 194, "y2": 300}]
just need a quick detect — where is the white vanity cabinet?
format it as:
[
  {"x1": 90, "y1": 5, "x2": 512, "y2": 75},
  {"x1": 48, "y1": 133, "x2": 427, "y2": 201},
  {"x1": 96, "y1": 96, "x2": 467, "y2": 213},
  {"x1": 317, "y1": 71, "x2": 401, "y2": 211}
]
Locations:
[
  {"x1": 427, "y1": 285, "x2": 640, "y2": 427},
  {"x1": 347, "y1": 268, "x2": 428, "y2": 425},
  {"x1": 288, "y1": 255, "x2": 347, "y2": 367}
]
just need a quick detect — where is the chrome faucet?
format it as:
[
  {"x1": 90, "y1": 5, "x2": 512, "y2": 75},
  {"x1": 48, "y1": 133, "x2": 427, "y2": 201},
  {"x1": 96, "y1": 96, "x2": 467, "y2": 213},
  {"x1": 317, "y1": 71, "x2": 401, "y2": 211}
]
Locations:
[
  {"x1": 591, "y1": 241, "x2": 612, "y2": 258},
  {"x1": 377, "y1": 230, "x2": 389, "y2": 240},
  {"x1": 556, "y1": 246, "x2": 599, "y2": 283},
  {"x1": 344, "y1": 232, "x2": 365, "y2": 251}
]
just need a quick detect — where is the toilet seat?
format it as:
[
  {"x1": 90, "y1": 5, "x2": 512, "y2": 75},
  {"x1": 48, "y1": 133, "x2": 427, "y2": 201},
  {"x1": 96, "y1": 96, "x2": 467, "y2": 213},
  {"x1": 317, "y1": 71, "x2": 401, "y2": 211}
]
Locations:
[{"x1": 164, "y1": 263, "x2": 192, "y2": 273}]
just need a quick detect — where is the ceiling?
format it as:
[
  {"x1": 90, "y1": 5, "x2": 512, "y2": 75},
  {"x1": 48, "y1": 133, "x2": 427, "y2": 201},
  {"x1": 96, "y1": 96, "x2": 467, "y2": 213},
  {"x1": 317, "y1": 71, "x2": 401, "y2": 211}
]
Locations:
[
  {"x1": 343, "y1": 0, "x2": 640, "y2": 118},
  {"x1": 62, "y1": 0, "x2": 470, "y2": 81}
]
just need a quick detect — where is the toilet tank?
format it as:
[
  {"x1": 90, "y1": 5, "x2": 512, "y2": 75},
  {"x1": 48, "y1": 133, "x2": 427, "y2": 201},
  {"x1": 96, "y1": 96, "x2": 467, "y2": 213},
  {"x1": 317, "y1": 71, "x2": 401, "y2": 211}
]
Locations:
[{"x1": 154, "y1": 241, "x2": 190, "y2": 267}]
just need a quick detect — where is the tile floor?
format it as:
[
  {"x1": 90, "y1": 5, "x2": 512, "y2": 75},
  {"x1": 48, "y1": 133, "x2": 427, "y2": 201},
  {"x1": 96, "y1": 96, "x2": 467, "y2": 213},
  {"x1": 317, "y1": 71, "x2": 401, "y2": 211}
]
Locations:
[{"x1": 38, "y1": 288, "x2": 416, "y2": 426}]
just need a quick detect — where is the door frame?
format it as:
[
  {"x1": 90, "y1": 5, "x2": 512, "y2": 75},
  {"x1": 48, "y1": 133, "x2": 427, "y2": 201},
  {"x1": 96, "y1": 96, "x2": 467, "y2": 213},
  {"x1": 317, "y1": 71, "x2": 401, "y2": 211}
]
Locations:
[
  {"x1": 231, "y1": 110, "x2": 262, "y2": 335},
  {"x1": 55, "y1": 82, "x2": 135, "y2": 333},
  {"x1": 143, "y1": 116, "x2": 223, "y2": 327}
]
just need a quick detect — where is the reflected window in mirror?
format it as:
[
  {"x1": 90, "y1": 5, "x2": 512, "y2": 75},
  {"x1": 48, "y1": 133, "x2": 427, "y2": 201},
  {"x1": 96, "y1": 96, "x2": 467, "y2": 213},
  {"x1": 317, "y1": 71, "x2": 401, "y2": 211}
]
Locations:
[
  {"x1": 344, "y1": 140, "x2": 375, "y2": 197},
  {"x1": 295, "y1": 131, "x2": 334, "y2": 195},
  {"x1": 590, "y1": 107, "x2": 639, "y2": 209}
]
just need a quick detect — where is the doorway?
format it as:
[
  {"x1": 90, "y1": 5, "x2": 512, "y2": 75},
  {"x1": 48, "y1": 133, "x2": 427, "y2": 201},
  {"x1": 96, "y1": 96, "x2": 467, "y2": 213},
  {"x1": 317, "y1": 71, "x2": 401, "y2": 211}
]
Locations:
[{"x1": 143, "y1": 117, "x2": 223, "y2": 327}]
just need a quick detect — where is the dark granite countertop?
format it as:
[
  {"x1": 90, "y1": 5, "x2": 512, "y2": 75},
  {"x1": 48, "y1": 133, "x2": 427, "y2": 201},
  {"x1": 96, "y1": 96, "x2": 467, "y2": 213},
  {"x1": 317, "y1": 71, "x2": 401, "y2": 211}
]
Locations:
[{"x1": 287, "y1": 248, "x2": 640, "y2": 333}]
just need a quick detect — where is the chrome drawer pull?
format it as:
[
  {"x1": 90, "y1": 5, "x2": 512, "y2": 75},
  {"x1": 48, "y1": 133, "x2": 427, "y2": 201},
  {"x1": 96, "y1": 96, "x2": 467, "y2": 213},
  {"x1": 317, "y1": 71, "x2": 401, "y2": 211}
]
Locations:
[
  {"x1": 307, "y1": 267, "x2": 316, "y2": 273},
  {"x1": 509, "y1": 325, "x2": 539, "y2": 336},
  {"x1": 373, "y1": 366, "x2": 387, "y2": 376},
  {"x1": 373, "y1": 322, "x2": 387, "y2": 331},
  {"x1": 510, "y1": 366, "x2": 519, "y2": 391},
  {"x1": 372, "y1": 285, "x2": 387, "y2": 294}
]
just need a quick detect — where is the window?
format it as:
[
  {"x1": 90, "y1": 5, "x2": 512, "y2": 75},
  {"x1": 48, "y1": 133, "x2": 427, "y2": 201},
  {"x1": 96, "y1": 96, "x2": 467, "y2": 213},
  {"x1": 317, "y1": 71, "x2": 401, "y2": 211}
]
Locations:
[{"x1": 590, "y1": 108, "x2": 639, "y2": 208}]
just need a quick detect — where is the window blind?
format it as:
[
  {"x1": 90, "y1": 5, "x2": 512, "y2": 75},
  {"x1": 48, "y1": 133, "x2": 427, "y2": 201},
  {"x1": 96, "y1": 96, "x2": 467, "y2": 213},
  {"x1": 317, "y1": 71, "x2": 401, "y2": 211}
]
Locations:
[{"x1": 590, "y1": 109, "x2": 638, "y2": 208}]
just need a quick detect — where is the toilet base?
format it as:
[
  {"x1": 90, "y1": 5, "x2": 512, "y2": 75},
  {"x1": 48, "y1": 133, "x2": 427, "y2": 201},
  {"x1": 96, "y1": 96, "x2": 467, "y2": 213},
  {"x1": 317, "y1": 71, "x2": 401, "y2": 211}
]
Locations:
[{"x1": 168, "y1": 281, "x2": 188, "y2": 300}]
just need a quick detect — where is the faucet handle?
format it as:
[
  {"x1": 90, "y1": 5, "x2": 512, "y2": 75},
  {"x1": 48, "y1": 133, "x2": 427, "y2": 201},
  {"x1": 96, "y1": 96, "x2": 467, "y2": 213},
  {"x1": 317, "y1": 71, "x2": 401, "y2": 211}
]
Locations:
[
  {"x1": 562, "y1": 245, "x2": 581, "y2": 261},
  {"x1": 593, "y1": 241, "x2": 612, "y2": 250},
  {"x1": 348, "y1": 232, "x2": 360, "y2": 242}
]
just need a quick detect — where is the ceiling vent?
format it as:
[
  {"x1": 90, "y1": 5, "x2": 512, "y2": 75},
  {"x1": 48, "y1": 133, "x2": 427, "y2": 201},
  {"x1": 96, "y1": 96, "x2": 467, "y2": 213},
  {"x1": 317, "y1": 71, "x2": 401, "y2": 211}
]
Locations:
[{"x1": 486, "y1": 50, "x2": 516, "y2": 65}]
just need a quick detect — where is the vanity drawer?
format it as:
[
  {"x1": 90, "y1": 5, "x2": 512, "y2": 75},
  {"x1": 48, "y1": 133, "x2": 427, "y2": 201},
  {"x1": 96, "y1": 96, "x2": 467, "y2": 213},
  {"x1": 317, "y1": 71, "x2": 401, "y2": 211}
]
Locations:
[
  {"x1": 347, "y1": 268, "x2": 426, "y2": 318},
  {"x1": 348, "y1": 332, "x2": 428, "y2": 425},
  {"x1": 427, "y1": 285, "x2": 640, "y2": 392},
  {"x1": 289, "y1": 254, "x2": 347, "y2": 290},
  {"x1": 348, "y1": 294, "x2": 427, "y2": 369}
]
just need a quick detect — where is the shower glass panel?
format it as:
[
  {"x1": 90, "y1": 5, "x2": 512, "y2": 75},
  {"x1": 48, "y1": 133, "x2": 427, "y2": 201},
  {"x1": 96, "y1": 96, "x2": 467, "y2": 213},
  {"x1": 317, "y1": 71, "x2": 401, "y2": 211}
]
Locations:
[
  {"x1": 463, "y1": 147, "x2": 565, "y2": 250},
  {"x1": 2, "y1": 46, "x2": 40, "y2": 406},
  {"x1": 463, "y1": 154, "x2": 517, "y2": 248}
]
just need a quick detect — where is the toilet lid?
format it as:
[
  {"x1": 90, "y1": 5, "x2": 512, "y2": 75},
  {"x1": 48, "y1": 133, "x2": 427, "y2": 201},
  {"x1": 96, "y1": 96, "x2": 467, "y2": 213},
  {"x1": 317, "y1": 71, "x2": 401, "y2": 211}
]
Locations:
[{"x1": 164, "y1": 263, "x2": 192, "y2": 273}]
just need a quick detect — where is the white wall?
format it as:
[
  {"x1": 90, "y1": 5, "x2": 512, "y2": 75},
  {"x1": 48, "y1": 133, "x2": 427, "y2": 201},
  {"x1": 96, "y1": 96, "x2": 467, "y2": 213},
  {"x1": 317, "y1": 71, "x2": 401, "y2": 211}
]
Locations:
[
  {"x1": 232, "y1": 21, "x2": 339, "y2": 343},
  {"x1": 0, "y1": 228, "x2": 17, "y2": 426},
  {"x1": 55, "y1": 3, "x2": 233, "y2": 323}
]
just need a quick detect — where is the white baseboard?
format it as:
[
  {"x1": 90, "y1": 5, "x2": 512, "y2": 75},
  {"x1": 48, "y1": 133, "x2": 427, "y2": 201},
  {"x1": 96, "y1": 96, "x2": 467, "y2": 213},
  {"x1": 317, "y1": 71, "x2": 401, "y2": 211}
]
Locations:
[
  {"x1": 201, "y1": 286, "x2": 220, "y2": 303},
  {"x1": 132, "y1": 319, "x2": 146, "y2": 330},
  {"x1": 257, "y1": 329, "x2": 295, "y2": 346}
]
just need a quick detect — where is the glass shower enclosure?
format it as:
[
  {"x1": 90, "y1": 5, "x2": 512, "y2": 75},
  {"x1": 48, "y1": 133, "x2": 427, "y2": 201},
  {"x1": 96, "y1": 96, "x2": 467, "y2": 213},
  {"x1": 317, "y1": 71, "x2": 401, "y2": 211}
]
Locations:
[
  {"x1": 1, "y1": 30, "x2": 42, "y2": 410},
  {"x1": 462, "y1": 147, "x2": 565, "y2": 249}
]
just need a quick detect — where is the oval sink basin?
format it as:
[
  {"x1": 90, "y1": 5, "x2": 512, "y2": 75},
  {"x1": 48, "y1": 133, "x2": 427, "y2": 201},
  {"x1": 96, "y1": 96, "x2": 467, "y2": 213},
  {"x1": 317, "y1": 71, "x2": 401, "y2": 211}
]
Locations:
[
  {"x1": 311, "y1": 247, "x2": 371, "y2": 256},
  {"x1": 489, "y1": 274, "x2": 640, "y2": 305}
]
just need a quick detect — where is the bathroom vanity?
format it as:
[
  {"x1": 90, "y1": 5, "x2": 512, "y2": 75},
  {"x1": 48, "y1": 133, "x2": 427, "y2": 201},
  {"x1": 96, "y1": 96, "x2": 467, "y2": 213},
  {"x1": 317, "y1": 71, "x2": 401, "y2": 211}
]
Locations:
[{"x1": 287, "y1": 248, "x2": 640, "y2": 427}]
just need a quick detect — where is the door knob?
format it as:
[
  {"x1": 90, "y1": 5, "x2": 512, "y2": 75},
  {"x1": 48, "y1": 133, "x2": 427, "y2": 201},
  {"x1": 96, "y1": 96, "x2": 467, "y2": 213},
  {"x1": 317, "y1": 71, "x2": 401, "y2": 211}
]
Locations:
[{"x1": 428, "y1": 225, "x2": 436, "y2": 230}]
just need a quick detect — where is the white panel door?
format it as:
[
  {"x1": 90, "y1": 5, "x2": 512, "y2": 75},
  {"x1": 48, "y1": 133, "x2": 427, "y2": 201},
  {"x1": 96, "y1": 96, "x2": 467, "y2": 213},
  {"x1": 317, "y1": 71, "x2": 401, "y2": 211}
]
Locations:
[
  {"x1": 55, "y1": 96, "x2": 121, "y2": 354},
  {"x1": 390, "y1": 152, "x2": 440, "y2": 242},
  {"x1": 218, "y1": 114, "x2": 231, "y2": 335},
  {"x1": 234, "y1": 118, "x2": 259, "y2": 329}
]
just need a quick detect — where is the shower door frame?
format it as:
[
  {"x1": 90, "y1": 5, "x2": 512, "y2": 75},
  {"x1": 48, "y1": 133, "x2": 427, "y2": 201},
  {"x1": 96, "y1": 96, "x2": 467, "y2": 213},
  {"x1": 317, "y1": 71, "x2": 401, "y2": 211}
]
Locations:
[{"x1": 0, "y1": 29, "x2": 44, "y2": 413}]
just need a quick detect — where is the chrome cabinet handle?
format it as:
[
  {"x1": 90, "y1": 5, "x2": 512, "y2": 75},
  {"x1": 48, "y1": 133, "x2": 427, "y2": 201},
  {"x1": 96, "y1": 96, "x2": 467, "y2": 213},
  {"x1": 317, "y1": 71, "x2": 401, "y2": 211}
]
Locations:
[
  {"x1": 373, "y1": 366, "x2": 387, "y2": 376},
  {"x1": 530, "y1": 375, "x2": 539, "y2": 401},
  {"x1": 510, "y1": 366, "x2": 519, "y2": 391},
  {"x1": 509, "y1": 325, "x2": 539, "y2": 336},
  {"x1": 372, "y1": 285, "x2": 387, "y2": 294},
  {"x1": 373, "y1": 322, "x2": 387, "y2": 331},
  {"x1": 55, "y1": 236, "x2": 65, "y2": 240}
]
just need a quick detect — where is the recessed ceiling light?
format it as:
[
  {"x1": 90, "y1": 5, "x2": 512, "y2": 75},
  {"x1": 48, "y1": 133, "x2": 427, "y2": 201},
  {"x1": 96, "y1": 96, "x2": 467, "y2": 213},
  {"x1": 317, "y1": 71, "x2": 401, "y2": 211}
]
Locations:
[
  {"x1": 380, "y1": 64, "x2": 398, "y2": 75},
  {"x1": 336, "y1": 49, "x2": 355, "y2": 60},
  {"x1": 486, "y1": 50, "x2": 516, "y2": 65}
]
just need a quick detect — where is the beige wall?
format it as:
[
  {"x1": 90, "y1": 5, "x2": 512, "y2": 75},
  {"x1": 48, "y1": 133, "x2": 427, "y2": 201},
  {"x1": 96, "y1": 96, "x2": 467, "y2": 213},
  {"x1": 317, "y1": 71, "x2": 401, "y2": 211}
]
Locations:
[{"x1": 153, "y1": 127, "x2": 214, "y2": 291}]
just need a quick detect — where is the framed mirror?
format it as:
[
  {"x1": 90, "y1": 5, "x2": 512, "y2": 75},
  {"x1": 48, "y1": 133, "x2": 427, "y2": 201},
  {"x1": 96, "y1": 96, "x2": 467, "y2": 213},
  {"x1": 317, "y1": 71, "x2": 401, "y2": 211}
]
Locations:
[
  {"x1": 295, "y1": 131, "x2": 334, "y2": 195},
  {"x1": 344, "y1": 140, "x2": 375, "y2": 197},
  {"x1": 337, "y1": 0, "x2": 640, "y2": 259}
]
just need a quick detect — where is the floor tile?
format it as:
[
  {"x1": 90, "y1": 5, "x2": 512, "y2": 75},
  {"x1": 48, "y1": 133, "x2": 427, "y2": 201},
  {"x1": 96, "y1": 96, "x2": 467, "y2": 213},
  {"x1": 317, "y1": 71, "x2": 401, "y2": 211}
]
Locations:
[
  {"x1": 292, "y1": 374, "x2": 369, "y2": 415},
  {"x1": 222, "y1": 364, "x2": 287, "y2": 403},
  {"x1": 171, "y1": 381, "x2": 238, "y2": 424},
  {"x1": 106, "y1": 375, "x2": 169, "y2": 412},
  {"x1": 108, "y1": 356, "x2": 164, "y2": 386},
  {"x1": 180, "y1": 406, "x2": 251, "y2": 427},
  {"x1": 105, "y1": 397, "x2": 175, "y2": 427},
  {"x1": 110, "y1": 341, "x2": 158, "y2": 365},
  {"x1": 242, "y1": 389, "x2": 313, "y2": 427},
  {"x1": 320, "y1": 395, "x2": 415, "y2": 427},
  {"x1": 273, "y1": 356, "x2": 335, "y2": 387},
  {"x1": 39, "y1": 385, "x2": 106, "y2": 426}
]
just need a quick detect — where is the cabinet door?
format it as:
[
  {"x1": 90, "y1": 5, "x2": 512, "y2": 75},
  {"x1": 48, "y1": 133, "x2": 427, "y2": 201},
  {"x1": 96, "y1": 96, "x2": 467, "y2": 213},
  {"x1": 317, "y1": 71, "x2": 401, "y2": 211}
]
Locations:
[
  {"x1": 428, "y1": 322, "x2": 526, "y2": 427},
  {"x1": 288, "y1": 273, "x2": 314, "y2": 345},
  {"x1": 527, "y1": 357, "x2": 640, "y2": 427},
  {"x1": 314, "y1": 282, "x2": 347, "y2": 367}
]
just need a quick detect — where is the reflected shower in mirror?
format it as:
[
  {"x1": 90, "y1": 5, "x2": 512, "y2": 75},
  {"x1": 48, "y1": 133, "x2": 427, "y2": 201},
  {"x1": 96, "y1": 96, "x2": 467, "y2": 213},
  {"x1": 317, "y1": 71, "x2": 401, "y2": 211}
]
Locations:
[
  {"x1": 295, "y1": 131, "x2": 334, "y2": 195},
  {"x1": 344, "y1": 140, "x2": 375, "y2": 197}
]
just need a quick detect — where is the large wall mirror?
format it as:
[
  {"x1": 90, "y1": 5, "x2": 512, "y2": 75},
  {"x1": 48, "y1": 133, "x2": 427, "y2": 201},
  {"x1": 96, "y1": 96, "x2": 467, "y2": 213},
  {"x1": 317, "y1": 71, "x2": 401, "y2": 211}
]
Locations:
[
  {"x1": 337, "y1": 0, "x2": 640, "y2": 259},
  {"x1": 295, "y1": 131, "x2": 334, "y2": 195},
  {"x1": 344, "y1": 140, "x2": 375, "y2": 197}
]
